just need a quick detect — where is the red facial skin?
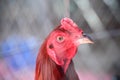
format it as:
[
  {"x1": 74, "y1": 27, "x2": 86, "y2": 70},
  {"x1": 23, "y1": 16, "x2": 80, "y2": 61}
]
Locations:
[{"x1": 46, "y1": 18, "x2": 83, "y2": 72}]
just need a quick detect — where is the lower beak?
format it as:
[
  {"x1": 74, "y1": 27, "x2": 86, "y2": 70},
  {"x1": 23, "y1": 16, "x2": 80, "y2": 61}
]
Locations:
[{"x1": 76, "y1": 34, "x2": 94, "y2": 45}]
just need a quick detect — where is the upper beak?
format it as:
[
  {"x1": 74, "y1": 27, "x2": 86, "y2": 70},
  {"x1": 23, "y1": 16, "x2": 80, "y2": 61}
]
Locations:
[{"x1": 77, "y1": 34, "x2": 94, "y2": 44}]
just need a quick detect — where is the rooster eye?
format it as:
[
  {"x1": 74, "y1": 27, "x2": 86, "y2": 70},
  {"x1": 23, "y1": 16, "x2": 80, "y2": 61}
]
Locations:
[{"x1": 56, "y1": 36, "x2": 64, "y2": 42}]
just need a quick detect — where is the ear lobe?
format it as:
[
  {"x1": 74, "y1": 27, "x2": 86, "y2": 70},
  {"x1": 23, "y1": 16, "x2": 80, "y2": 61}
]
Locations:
[{"x1": 47, "y1": 47, "x2": 64, "y2": 65}]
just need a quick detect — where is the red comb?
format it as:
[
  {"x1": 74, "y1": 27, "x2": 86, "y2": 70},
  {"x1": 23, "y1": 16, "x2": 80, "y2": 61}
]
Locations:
[{"x1": 61, "y1": 17, "x2": 78, "y2": 27}]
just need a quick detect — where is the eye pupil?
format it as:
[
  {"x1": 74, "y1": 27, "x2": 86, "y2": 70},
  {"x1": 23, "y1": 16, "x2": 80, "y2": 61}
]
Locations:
[{"x1": 59, "y1": 37, "x2": 63, "y2": 40}]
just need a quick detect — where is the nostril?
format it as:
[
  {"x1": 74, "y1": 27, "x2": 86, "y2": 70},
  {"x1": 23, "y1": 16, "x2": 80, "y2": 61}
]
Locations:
[{"x1": 83, "y1": 33, "x2": 87, "y2": 37}]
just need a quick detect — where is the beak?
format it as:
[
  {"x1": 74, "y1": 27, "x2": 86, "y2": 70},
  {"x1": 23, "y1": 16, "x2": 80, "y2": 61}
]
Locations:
[{"x1": 76, "y1": 34, "x2": 94, "y2": 45}]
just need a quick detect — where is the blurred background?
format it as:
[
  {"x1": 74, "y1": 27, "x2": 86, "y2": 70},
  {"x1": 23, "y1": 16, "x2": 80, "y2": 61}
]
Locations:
[{"x1": 0, "y1": 0, "x2": 120, "y2": 80}]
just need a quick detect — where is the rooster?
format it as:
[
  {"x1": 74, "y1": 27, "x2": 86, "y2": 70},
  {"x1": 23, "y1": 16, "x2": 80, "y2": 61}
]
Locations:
[{"x1": 35, "y1": 17, "x2": 93, "y2": 80}]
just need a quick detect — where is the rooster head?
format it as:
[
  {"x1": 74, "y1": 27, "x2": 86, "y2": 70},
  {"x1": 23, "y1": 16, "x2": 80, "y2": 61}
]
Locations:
[{"x1": 46, "y1": 17, "x2": 93, "y2": 69}]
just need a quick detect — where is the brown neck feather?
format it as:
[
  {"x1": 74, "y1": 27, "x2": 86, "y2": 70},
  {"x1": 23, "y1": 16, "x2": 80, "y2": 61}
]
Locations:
[{"x1": 35, "y1": 41, "x2": 66, "y2": 80}]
